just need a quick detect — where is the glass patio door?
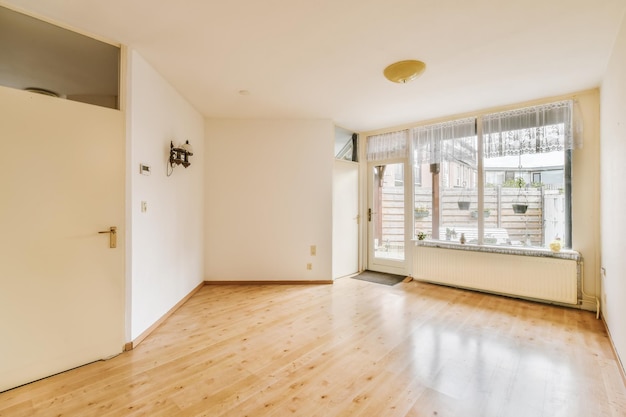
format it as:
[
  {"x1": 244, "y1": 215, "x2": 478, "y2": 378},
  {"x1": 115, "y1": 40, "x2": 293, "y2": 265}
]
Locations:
[{"x1": 367, "y1": 161, "x2": 408, "y2": 275}]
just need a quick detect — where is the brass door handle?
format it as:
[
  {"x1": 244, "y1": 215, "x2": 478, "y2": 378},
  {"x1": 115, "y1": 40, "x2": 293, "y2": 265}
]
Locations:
[{"x1": 98, "y1": 226, "x2": 117, "y2": 248}]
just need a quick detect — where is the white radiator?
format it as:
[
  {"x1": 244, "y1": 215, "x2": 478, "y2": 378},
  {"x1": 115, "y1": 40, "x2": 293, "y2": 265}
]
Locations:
[{"x1": 413, "y1": 246, "x2": 579, "y2": 305}]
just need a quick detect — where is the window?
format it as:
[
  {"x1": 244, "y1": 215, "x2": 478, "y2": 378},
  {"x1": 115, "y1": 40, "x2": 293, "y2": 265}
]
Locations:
[
  {"x1": 413, "y1": 100, "x2": 574, "y2": 249},
  {"x1": 413, "y1": 118, "x2": 477, "y2": 241},
  {"x1": 335, "y1": 126, "x2": 357, "y2": 161},
  {"x1": 483, "y1": 101, "x2": 572, "y2": 248},
  {"x1": 0, "y1": 6, "x2": 120, "y2": 109}
]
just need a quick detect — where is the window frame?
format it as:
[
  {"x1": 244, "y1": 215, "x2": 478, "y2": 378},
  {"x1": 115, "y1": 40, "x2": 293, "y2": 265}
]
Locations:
[{"x1": 412, "y1": 102, "x2": 573, "y2": 249}]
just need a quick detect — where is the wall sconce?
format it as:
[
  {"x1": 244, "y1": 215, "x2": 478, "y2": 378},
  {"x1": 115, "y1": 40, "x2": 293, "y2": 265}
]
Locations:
[{"x1": 168, "y1": 140, "x2": 193, "y2": 175}]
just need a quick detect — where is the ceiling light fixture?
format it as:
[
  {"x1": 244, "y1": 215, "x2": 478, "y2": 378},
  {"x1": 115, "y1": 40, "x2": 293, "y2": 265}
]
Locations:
[{"x1": 383, "y1": 60, "x2": 426, "y2": 84}]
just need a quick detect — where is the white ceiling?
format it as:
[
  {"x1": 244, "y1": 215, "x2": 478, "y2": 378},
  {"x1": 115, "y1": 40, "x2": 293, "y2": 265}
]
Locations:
[{"x1": 3, "y1": 0, "x2": 625, "y2": 132}]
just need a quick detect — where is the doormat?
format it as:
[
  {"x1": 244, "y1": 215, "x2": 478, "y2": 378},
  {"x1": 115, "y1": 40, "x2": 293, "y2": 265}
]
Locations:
[{"x1": 351, "y1": 270, "x2": 406, "y2": 286}]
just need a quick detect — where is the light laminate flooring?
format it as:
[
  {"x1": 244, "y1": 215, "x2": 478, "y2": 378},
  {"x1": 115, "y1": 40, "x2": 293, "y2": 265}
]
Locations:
[{"x1": 1, "y1": 278, "x2": 625, "y2": 416}]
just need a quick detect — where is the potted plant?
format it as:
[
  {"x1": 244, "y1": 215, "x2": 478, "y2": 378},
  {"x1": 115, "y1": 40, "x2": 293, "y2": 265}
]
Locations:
[
  {"x1": 414, "y1": 205, "x2": 429, "y2": 218},
  {"x1": 510, "y1": 177, "x2": 528, "y2": 214},
  {"x1": 512, "y1": 203, "x2": 528, "y2": 214},
  {"x1": 457, "y1": 184, "x2": 470, "y2": 210},
  {"x1": 417, "y1": 231, "x2": 427, "y2": 241}
]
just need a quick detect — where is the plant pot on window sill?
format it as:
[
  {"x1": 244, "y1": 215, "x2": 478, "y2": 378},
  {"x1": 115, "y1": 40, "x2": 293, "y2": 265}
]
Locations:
[
  {"x1": 512, "y1": 204, "x2": 528, "y2": 214},
  {"x1": 470, "y1": 210, "x2": 490, "y2": 219},
  {"x1": 458, "y1": 201, "x2": 470, "y2": 210}
]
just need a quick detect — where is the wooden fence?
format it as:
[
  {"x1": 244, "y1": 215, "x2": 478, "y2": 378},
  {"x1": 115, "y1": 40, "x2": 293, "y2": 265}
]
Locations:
[{"x1": 380, "y1": 187, "x2": 558, "y2": 247}]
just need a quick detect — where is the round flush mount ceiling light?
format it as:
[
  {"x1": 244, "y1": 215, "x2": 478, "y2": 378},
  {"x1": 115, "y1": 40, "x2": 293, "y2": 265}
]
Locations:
[{"x1": 383, "y1": 60, "x2": 426, "y2": 83}]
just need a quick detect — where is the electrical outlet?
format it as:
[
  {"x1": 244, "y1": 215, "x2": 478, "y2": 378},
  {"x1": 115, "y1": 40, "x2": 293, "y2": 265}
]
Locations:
[
  {"x1": 310, "y1": 245, "x2": 316, "y2": 256},
  {"x1": 141, "y1": 201, "x2": 148, "y2": 213},
  {"x1": 306, "y1": 263, "x2": 312, "y2": 270}
]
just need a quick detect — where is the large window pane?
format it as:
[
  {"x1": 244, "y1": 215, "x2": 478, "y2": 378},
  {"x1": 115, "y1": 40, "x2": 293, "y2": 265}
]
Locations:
[
  {"x1": 483, "y1": 141, "x2": 567, "y2": 247},
  {"x1": 413, "y1": 119, "x2": 478, "y2": 242},
  {"x1": 413, "y1": 101, "x2": 572, "y2": 249},
  {"x1": 413, "y1": 160, "x2": 432, "y2": 239},
  {"x1": 483, "y1": 101, "x2": 572, "y2": 248},
  {"x1": 0, "y1": 6, "x2": 120, "y2": 109},
  {"x1": 439, "y1": 135, "x2": 478, "y2": 243}
]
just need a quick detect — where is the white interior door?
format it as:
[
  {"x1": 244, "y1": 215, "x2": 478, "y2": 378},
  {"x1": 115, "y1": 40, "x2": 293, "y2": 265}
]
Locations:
[
  {"x1": 333, "y1": 160, "x2": 359, "y2": 279},
  {"x1": 0, "y1": 87, "x2": 125, "y2": 391},
  {"x1": 367, "y1": 161, "x2": 408, "y2": 275}
]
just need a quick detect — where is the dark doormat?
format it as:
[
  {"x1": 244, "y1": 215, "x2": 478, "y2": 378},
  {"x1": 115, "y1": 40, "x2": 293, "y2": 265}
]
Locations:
[{"x1": 351, "y1": 270, "x2": 406, "y2": 286}]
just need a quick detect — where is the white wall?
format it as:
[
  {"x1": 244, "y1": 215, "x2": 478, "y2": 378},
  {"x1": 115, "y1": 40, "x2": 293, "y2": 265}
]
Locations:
[
  {"x1": 128, "y1": 51, "x2": 205, "y2": 340},
  {"x1": 204, "y1": 119, "x2": 334, "y2": 281},
  {"x1": 600, "y1": 13, "x2": 626, "y2": 371}
]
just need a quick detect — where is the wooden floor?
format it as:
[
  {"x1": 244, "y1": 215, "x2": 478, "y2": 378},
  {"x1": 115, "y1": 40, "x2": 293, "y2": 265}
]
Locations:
[{"x1": 1, "y1": 278, "x2": 625, "y2": 416}]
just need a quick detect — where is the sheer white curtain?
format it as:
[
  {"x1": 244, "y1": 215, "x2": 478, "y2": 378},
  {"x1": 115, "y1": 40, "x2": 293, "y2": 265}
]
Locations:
[
  {"x1": 483, "y1": 100, "x2": 576, "y2": 158},
  {"x1": 412, "y1": 118, "x2": 477, "y2": 165},
  {"x1": 366, "y1": 130, "x2": 409, "y2": 161}
]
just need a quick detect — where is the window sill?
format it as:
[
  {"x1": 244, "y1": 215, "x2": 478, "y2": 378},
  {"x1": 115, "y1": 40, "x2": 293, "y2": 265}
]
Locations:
[{"x1": 413, "y1": 239, "x2": 580, "y2": 261}]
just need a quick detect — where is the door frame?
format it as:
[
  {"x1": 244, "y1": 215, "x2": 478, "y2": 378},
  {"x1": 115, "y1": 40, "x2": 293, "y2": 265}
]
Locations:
[{"x1": 365, "y1": 157, "x2": 412, "y2": 276}]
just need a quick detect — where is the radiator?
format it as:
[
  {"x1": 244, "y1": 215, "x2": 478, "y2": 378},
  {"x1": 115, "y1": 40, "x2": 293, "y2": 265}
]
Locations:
[{"x1": 413, "y1": 246, "x2": 579, "y2": 305}]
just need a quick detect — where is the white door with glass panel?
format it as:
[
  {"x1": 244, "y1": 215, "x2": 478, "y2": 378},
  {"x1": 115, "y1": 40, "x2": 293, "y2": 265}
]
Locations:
[{"x1": 367, "y1": 162, "x2": 408, "y2": 275}]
